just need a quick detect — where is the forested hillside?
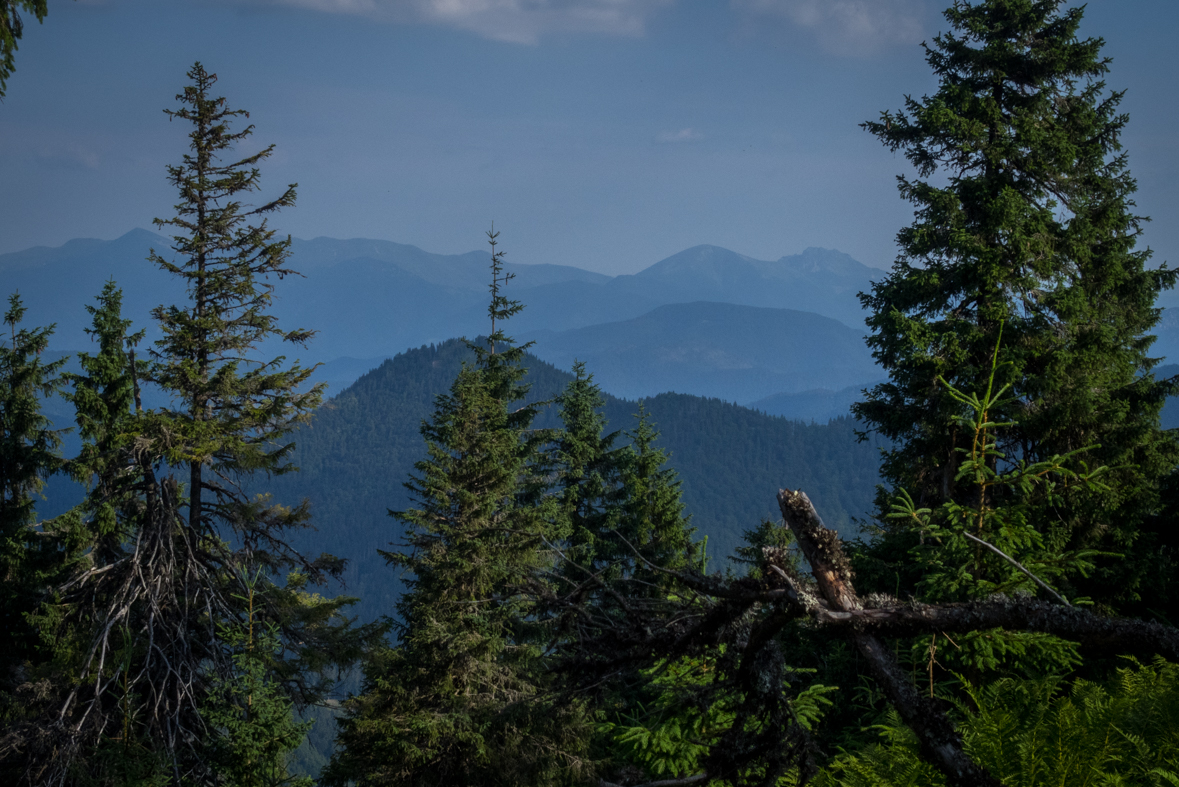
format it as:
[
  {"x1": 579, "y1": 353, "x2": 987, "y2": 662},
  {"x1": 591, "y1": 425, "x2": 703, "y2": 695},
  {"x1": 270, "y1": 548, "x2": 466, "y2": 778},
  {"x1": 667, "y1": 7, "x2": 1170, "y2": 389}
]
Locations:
[{"x1": 268, "y1": 338, "x2": 883, "y2": 623}]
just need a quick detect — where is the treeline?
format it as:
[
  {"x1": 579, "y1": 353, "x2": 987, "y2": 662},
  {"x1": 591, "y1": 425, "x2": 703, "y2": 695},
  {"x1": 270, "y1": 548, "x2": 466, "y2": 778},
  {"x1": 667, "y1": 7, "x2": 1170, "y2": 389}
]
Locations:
[{"x1": 7, "y1": 2, "x2": 1179, "y2": 786}]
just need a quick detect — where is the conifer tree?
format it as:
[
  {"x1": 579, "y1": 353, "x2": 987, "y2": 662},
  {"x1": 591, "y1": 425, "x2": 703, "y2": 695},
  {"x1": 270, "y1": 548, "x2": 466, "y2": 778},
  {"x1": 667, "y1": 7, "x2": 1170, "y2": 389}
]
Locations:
[
  {"x1": 552, "y1": 387, "x2": 697, "y2": 592},
  {"x1": 203, "y1": 576, "x2": 313, "y2": 787},
  {"x1": 59, "y1": 281, "x2": 145, "y2": 565},
  {"x1": 148, "y1": 61, "x2": 321, "y2": 559},
  {"x1": 0, "y1": 293, "x2": 65, "y2": 695},
  {"x1": 0, "y1": 0, "x2": 47, "y2": 97},
  {"x1": 552, "y1": 362, "x2": 623, "y2": 574},
  {"x1": 852, "y1": 0, "x2": 1179, "y2": 609},
  {"x1": 137, "y1": 61, "x2": 362, "y2": 778},
  {"x1": 1, "y1": 66, "x2": 376, "y2": 786},
  {"x1": 554, "y1": 401, "x2": 701, "y2": 784},
  {"x1": 613, "y1": 405, "x2": 699, "y2": 588},
  {"x1": 325, "y1": 231, "x2": 589, "y2": 787},
  {"x1": 37, "y1": 283, "x2": 169, "y2": 787}
]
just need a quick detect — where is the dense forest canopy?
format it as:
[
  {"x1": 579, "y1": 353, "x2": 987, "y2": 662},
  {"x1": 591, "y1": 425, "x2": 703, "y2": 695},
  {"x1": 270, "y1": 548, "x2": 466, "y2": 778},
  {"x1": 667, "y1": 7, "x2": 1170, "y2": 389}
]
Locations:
[{"x1": 3, "y1": 2, "x2": 1179, "y2": 786}]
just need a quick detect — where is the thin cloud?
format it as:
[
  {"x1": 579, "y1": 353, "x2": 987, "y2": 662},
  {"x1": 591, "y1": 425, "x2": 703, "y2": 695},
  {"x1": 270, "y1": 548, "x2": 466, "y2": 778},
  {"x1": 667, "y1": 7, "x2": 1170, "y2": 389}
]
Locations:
[
  {"x1": 257, "y1": 0, "x2": 675, "y2": 43},
  {"x1": 732, "y1": 0, "x2": 924, "y2": 56},
  {"x1": 656, "y1": 128, "x2": 702, "y2": 143},
  {"x1": 33, "y1": 143, "x2": 101, "y2": 171}
]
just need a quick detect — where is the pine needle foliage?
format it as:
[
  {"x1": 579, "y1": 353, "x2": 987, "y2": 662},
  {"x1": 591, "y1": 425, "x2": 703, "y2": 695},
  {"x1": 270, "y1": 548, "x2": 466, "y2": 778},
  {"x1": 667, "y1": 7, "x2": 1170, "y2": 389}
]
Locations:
[
  {"x1": 852, "y1": 0, "x2": 1179, "y2": 611},
  {"x1": 59, "y1": 281, "x2": 146, "y2": 563},
  {"x1": 552, "y1": 361, "x2": 623, "y2": 575},
  {"x1": 147, "y1": 61, "x2": 322, "y2": 551},
  {"x1": 203, "y1": 576, "x2": 314, "y2": 787},
  {"x1": 613, "y1": 404, "x2": 700, "y2": 589},
  {"x1": 0, "y1": 67, "x2": 377, "y2": 786},
  {"x1": 0, "y1": 293, "x2": 65, "y2": 693},
  {"x1": 886, "y1": 331, "x2": 1109, "y2": 676}
]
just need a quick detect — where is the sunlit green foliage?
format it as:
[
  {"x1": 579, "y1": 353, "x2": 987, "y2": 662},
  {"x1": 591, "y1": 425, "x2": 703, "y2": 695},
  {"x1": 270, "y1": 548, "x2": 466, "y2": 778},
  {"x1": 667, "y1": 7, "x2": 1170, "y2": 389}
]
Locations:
[
  {"x1": 886, "y1": 334, "x2": 1109, "y2": 676},
  {"x1": 818, "y1": 658, "x2": 1179, "y2": 787},
  {"x1": 603, "y1": 653, "x2": 835, "y2": 784}
]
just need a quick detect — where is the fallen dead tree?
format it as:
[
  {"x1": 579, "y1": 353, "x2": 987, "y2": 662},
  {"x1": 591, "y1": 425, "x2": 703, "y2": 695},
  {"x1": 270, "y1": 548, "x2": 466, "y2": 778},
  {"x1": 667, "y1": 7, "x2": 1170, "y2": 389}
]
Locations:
[{"x1": 545, "y1": 488, "x2": 1179, "y2": 787}]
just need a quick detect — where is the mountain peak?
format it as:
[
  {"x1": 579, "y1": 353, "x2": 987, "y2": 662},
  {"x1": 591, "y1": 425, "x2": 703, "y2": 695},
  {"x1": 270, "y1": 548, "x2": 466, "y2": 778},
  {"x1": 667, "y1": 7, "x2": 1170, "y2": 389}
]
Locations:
[{"x1": 634, "y1": 245, "x2": 762, "y2": 281}]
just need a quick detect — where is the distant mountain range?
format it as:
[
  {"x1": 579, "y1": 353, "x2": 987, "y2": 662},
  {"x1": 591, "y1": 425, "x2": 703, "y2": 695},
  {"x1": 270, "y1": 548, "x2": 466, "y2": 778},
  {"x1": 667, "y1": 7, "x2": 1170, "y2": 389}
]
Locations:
[
  {"x1": 521, "y1": 301, "x2": 882, "y2": 404},
  {"x1": 0, "y1": 230, "x2": 888, "y2": 416},
  {"x1": 10, "y1": 230, "x2": 1179, "y2": 422}
]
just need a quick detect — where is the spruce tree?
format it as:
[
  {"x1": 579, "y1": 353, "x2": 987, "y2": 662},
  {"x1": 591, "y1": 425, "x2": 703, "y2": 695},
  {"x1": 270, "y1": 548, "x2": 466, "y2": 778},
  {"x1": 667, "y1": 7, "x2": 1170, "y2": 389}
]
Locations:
[
  {"x1": 0, "y1": 293, "x2": 65, "y2": 698},
  {"x1": 60, "y1": 281, "x2": 145, "y2": 566},
  {"x1": 140, "y1": 61, "x2": 362, "y2": 779},
  {"x1": 552, "y1": 387, "x2": 697, "y2": 592},
  {"x1": 325, "y1": 231, "x2": 589, "y2": 787},
  {"x1": 613, "y1": 404, "x2": 699, "y2": 588},
  {"x1": 148, "y1": 61, "x2": 320, "y2": 556},
  {"x1": 2, "y1": 66, "x2": 376, "y2": 785},
  {"x1": 852, "y1": 0, "x2": 1179, "y2": 610},
  {"x1": 203, "y1": 576, "x2": 313, "y2": 787},
  {"x1": 553, "y1": 399, "x2": 701, "y2": 784},
  {"x1": 39, "y1": 283, "x2": 168, "y2": 787},
  {"x1": 552, "y1": 361, "x2": 623, "y2": 574}
]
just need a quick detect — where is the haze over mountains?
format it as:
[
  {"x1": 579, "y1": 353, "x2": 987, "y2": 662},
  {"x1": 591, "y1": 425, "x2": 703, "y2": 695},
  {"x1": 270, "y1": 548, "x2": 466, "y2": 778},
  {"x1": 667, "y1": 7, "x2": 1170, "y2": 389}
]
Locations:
[
  {"x1": 520, "y1": 302, "x2": 878, "y2": 403},
  {"x1": 8, "y1": 230, "x2": 1179, "y2": 422},
  {"x1": 0, "y1": 229, "x2": 891, "y2": 417}
]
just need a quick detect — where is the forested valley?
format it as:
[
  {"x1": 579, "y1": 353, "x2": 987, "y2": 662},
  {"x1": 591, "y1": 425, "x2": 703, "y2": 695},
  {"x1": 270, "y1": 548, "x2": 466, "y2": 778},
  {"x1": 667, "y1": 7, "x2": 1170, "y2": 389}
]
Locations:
[{"x1": 7, "y1": 2, "x2": 1179, "y2": 786}]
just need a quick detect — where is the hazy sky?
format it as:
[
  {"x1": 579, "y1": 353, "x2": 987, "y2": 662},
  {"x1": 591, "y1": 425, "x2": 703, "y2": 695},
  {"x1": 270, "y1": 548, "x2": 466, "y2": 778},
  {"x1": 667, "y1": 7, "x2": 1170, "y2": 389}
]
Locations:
[{"x1": 2, "y1": 0, "x2": 1176, "y2": 275}]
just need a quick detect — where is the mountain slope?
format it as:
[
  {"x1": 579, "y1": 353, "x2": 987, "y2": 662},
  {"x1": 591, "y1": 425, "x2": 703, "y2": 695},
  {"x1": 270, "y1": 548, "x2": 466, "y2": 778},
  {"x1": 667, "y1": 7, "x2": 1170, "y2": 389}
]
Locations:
[
  {"x1": 522, "y1": 301, "x2": 881, "y2": 404},
  {"x1": 267, "y1": 339, "x2": 884, "y2": 623}
]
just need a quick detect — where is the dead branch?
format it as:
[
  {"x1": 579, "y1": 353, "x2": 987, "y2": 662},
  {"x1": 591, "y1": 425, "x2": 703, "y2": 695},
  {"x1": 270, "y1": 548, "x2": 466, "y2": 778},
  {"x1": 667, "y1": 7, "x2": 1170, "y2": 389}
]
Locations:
[
  {"x1": 778, "y1": 488, "x2": 1002, "y2": 787},
  {"x1": 811, "y1": 597, "x2": 1179, "y2": 659}
]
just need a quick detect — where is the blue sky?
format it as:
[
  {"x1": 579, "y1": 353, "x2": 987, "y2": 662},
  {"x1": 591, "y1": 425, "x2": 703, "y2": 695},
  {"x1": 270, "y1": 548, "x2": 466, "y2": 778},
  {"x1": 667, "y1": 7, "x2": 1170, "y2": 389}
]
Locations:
[{"x1": 1, "y1": 0, "x2": 1176, "y2": 275}]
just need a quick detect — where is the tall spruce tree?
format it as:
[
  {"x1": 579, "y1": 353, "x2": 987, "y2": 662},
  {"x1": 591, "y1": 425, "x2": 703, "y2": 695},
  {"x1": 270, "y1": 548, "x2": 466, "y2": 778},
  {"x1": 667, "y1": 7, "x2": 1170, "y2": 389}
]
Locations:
[
  {"x1": 1, "y1": 65, "x2": 376, "y2": 786},
  {"x1": 140, "y1": 61, "x2": 363, "y2": 779},
  {"x1": 325, "y1": 231, "x2": 590, "y2": 787},
  {"x1": 148, "y1": 61, "x2": 320, "y2": 554},
  {"x1": 852, "y1": 0, "x2": 1179, "y2": 611},
  {"x1": 0, "y1": 293, "x2": 65, "y2": 703}
]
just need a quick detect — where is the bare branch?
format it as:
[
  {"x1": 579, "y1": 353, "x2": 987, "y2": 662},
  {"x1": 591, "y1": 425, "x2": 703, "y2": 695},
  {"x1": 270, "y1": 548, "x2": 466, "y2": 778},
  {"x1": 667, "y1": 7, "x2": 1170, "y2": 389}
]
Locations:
[{"x1": 961, "y1": 531, "x2": 1070, "y2": 606}]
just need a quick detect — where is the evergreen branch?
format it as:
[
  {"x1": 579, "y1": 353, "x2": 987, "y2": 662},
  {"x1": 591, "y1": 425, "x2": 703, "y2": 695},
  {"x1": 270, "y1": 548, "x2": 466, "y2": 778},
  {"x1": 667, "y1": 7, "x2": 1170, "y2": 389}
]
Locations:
[{"x1": 961, "y1": 531, "x2": 1070, "y2": 606}]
